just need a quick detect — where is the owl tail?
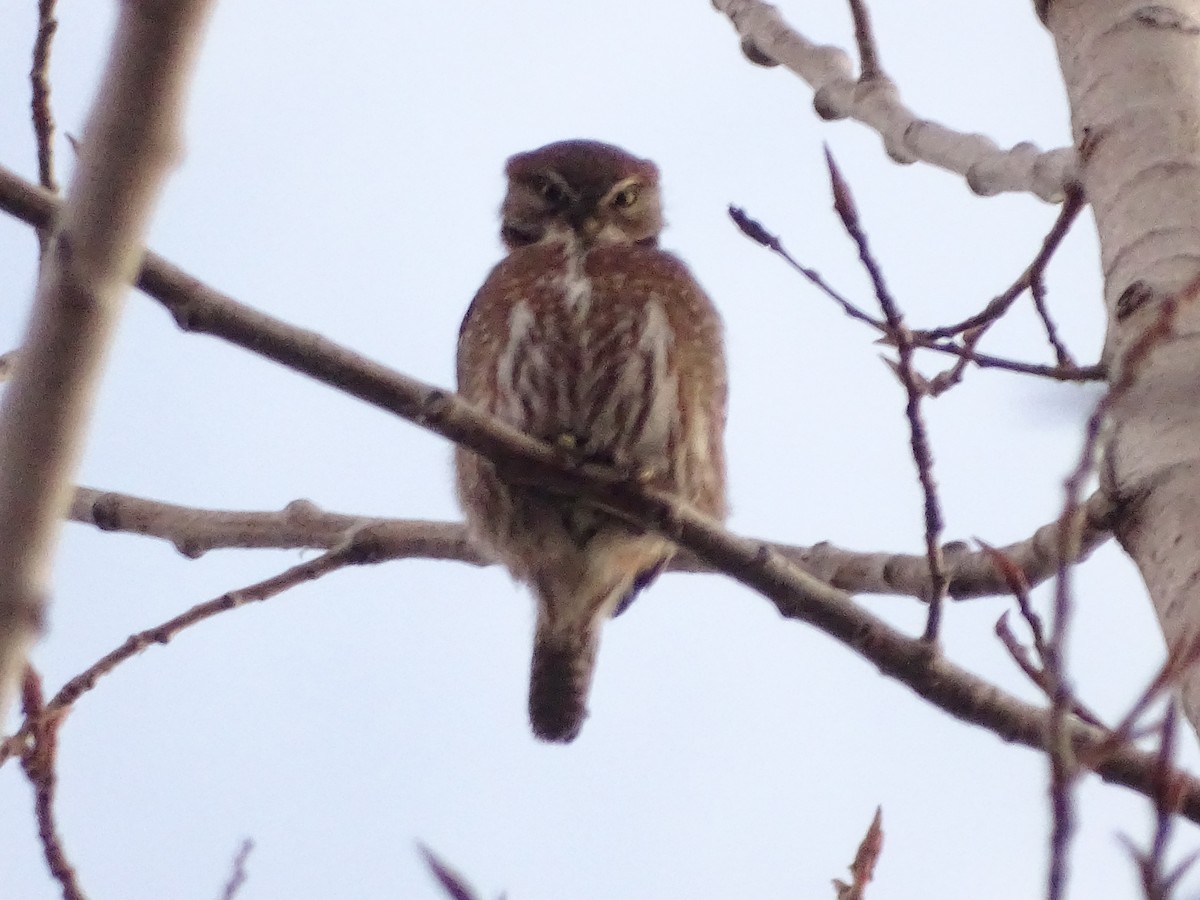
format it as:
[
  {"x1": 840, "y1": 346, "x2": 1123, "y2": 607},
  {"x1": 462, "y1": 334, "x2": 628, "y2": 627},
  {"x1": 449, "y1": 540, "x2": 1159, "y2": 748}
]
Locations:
[{"x1": 528, "y1": 622, "x2": 599, "y2": 743}]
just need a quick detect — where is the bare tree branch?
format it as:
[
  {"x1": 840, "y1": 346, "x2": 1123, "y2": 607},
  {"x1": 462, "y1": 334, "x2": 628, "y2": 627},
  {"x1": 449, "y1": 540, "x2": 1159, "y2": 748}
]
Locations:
[
  {"x1": 727, "y1": 203, "x2": 1101, "y2": 391},
  {"x1": 418, "y1": 845, "x2": 484, "y2": 900},
  {"x1": 30, "y1": 0, "x2": 59, "y2": 194},
  {"x1": 845, "y1": 0, "x2": 882, "y2": 82},
  {"x1": 832, "y1": 806, "x2": 883, "y2": 900},
  {"x1": 985, "y1": 539, "x2": 1105, "y2": 729},
  {"x1": 823, "y1": 149, "x2": 949, "y2": 640},
  {"x1": 65, "y1": 485, "x2": 1114, "y2": 602},
  {"x1": 217, "y1": 839, "x2": 254, "y2": 900},
  {"x1": 711, "y1": 0, "x2": 1076, "y2": 200},
  {"x1": 0, "y1": 0, "x2": 217, "y2": 721},
  {"x1": 919, "y1": 186, "x2": 1086, "y2": 340},
  {"x1": 18, "y1": 667, "x2": 85, "y2": 900},
  {"x1": 1118, "y1": 706, "x2": 1200, "y2": 900},
  {"x1": 0, "y1": 537, "x2": 377, "y2": 769},
  {"x1": 2, "y1": 164, "x2": 1191, "y2": 826}
]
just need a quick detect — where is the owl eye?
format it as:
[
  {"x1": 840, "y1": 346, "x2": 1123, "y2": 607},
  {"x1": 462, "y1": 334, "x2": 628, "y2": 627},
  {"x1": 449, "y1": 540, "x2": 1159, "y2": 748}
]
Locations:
[
  {"x1": 535, "y1": 176, "x2": 569, "y2": 206},
  {"x1": 612, "y1": 185, "x2": 641, "y2": 209}
]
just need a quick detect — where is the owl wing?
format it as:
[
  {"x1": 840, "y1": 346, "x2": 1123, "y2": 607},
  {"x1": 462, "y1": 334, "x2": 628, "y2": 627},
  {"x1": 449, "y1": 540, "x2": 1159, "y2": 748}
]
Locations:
[{"x1": 583, "y1": 245, "x2": 727, "y2": 519}]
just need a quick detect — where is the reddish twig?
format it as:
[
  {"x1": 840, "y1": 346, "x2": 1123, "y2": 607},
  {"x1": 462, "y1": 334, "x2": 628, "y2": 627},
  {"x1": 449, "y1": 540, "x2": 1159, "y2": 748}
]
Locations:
[
  {"x1": 1119, "y1": 706, "x2": 1200, "y2": 899},
  {"x1": 983, "y1": 539, "x2": 1106, "y2": 726},
  {"x1": 727, "y1": 205, "x2": 1103, "y2": 394},
  {"x1": 911, "y1": 334, "x2": 1101, "y2": 388},
  {"x1": 1080, "y1": 628, "x2": 1200, "y2": 770},
  {"x1": 18, "y1": 667, "x2": 85, "y2": 900},
  {"x1": 846, "y1": 0, "x2": 881, "y2": 81},
  {"x1": 833, "y1": 806, "x2": 884, "y2": 899},
  {"x1": 0, "y1": 535, "x2": 381, "y2": 769},
  {"x1": 922, "y1": 184, "x2": 1087, "y2": 392},
  {"x1": 978, "y1": 541, "x2": 1050, "y2": 660},
  {"x1": 823, "y1": 148, "x2": 948, "y2": 641},
  {"x1": 1043, "y1": 268, "x2": 1189, "y2": 900},
  {"x1": 1030, "y1": 262, "x2": 1075, "y2": 368},
  {"x1": 419, "y1": 845, "x2": 483, "y2": 900},
  {"x1": 30, "y1": 0, "x2": 59, "y2": 194},
  {"x1": 919, "y1": 185, "x2": 1086, "y2": 340},
  {"x1": 218, "y1": 839, "x2": 255, "y2": 900},
  {"x1": 993, "y1": 614, "x2": 1106, "y2": 730},
  {"x1": 728, "y1": 205, "x2": 885, "y2": 330}
]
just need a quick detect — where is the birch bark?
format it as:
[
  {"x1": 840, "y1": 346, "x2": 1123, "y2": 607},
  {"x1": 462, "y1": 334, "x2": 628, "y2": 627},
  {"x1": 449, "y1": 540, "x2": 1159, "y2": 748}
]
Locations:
[{"x1": 1046, "y1": 0, "x2": 1200, "y2": 731}]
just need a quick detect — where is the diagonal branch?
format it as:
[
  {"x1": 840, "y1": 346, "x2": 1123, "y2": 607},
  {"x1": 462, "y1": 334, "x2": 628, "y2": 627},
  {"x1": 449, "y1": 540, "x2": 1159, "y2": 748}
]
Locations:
[
  {"x1": 919, "y1": 184, "x2": 1086, "y2": 340},
  {"x1": 0, "y1": 536, "x2": 376, "y2": 769},
  {"x1": 0, "y1": 0, "x2": 217, "y2": 721},
  {"x1": 2, "y1": 165, "x2": 1191, "y2": 826}
]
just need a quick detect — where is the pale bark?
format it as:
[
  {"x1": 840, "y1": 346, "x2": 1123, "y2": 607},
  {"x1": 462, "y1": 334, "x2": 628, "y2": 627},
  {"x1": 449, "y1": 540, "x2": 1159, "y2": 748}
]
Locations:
[
  {"x1": 1045, "y1": 0, "x2": 1200, "y2": 733},
  {"x1": 712, "y1": 0, "x2": 1076, "y2": 199},
  {"x1": 0, "y1": 0, "x2": 215, "y2": 719},
  {"x1": 65, "y1": 485, "x2": 1114, "y2": 599}
]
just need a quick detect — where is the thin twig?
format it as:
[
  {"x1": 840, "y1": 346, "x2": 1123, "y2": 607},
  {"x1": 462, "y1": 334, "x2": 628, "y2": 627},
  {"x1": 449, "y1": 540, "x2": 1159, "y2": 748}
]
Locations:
[
  {"x1": 1080, "y1": 627, "x2": 1200, "y2": 769},
  {"x1": 993, "y1": 615, "x2": 1106, "y2": 729},
  {"x1": 0, "y1": 536, "x2": 376, "y2": 768},
  {"x1": 727, "y1": 204, "x2": 1103, "y2": 388},
  {"x1": 1030, "y1": 263, "x2": 1075, "y2": 368},
  {"x1": 419, "y1": 845, "x2": 482, "y2": 900},
  {"x1": 823, "y1": 148, "x2": 948, "y2": 641},
  {"x1": 919, "y1": 184, "x2": 1086, "y2": 340},
  {"x1": 19, "y1": 667, "x2": 86, "y2": 900},
  {"x1": 217, "y1": 839, "x2": 255, "y2": 900},
  {"x1": 905, "y1": 333, "x2": 1101, "y2": 385},
  {"x1": 832, "y1": 806, "x2": 883, "y2": 899},
  {"x1": 1119, "y1": 705, "x2": 1200, "y2": 900},
  {"x1": 984, "y1": 533, "x2": 1106, "y2": 728},
  {"x1": 30, "y1": 0, "x2": 60, "y2": 194},
  {"x1": 55, "y1": 540, "x2": 368, "y2": 709},
  {"x1": 923, "y1": 184, "x2": 1087, "y2": 392},
  {"x1": 728, "y1": 205, "x2": 885, "y2": 330},
  {"x1": 846, "y1": 0, "x2": 882, "y2": 81}
]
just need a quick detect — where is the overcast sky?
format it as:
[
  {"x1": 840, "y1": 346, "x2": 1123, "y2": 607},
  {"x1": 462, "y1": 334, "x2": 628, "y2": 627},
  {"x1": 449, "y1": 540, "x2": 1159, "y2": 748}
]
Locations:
[{"x1": 2, "y1": 1, "x2": 1196, "y2": 898}]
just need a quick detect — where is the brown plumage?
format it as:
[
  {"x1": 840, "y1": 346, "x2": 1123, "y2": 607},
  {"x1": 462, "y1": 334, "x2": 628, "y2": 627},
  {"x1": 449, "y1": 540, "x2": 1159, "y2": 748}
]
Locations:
[{"x1": 455, "y1": 139, "x2": 727, "y2": 742}]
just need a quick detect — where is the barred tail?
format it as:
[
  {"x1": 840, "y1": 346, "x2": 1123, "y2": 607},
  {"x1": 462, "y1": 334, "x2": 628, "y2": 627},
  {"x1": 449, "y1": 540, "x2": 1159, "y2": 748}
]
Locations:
[{"x1": 528, "y1": 627, "x2": 598, "y2": 743}]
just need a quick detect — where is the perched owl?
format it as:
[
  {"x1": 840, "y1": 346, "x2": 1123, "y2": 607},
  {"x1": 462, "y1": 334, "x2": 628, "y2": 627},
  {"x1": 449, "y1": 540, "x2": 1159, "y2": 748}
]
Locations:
[{"x1": 455, "y1": 140, "x2": 727, "y2": 743}]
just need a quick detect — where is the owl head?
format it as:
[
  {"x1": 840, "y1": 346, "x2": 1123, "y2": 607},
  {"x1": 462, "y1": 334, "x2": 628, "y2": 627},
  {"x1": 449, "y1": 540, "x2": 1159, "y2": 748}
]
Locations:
[{"x1": 500, "y1": 139, "x2": 664, "y2": 251}]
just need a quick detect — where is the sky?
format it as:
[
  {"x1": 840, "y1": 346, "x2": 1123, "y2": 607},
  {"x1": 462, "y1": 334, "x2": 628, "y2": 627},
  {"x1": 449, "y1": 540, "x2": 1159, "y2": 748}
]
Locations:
[{"x1": 1, "y1": 1, "x2": 1195, "y2": 898}]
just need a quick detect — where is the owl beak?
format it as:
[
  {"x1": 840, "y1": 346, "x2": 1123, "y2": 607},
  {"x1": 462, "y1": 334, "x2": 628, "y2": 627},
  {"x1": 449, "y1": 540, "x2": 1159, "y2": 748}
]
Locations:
[{"x1": 577, "y1": 216, "x2": 602, "y2": 245}]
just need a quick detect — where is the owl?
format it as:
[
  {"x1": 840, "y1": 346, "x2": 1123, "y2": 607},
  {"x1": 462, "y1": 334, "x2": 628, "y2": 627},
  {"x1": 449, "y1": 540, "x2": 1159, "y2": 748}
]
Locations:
[{"x1": 455, "y1": 140, "x2": 727, "y2": 743}]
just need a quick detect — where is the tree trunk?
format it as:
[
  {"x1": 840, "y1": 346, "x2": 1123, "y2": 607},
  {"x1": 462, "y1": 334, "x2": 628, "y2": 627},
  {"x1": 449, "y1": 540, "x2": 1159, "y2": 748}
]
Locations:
[{"x1": 1046, "y1": 0, "x2": 1200, "y2": 731}]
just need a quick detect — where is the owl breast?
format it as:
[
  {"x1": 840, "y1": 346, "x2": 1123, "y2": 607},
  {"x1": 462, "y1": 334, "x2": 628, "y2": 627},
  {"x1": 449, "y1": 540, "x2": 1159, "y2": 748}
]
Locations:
[
  {"x1": 494, "y1": 247, "x2": 681, "y2": 471},
  {"x1": 456, "y1": 239, "x2": 726, "y2": 574}
]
